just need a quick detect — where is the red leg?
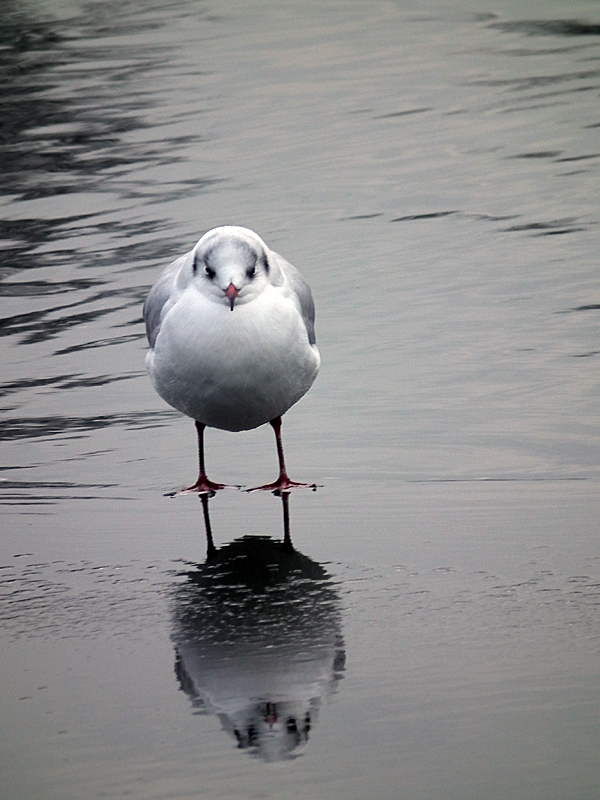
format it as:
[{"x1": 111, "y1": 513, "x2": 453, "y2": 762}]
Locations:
[
  {"x1": 247, "y1": 417, "x2": 317, "y2": 494},
  {"x1": 183, "y1": 421, "x2": 227, "y2": 495}
]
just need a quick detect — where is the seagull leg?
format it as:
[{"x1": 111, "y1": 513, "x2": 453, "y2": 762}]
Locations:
[
  {"x1": 247, "y1": 416, "x2": 317, "y2": 494},
  {"x1": 183, "y1": 421, "x2": 227, "y2": 495}
]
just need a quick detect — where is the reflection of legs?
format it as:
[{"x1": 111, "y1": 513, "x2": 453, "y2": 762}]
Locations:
[
  {"x1": 198, "y1": 475, "x2": 293, "y2": 558},
  {"x1": 184, "y1": 421, "x2": 226, "y2": 494},
  {"x1": 200, "y1": 493, "x2": 217, "y2": 561},
  {"x1": 248, "y1": 417, "x2": 317, "y2": 493},
  {"x1": 281, "y1": 491, "x2": 293, "y2": 552}
]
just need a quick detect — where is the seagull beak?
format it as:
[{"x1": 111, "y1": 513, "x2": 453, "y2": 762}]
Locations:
[{"x1": 224, "y1": 283, "x2": 238, "y2": 311}]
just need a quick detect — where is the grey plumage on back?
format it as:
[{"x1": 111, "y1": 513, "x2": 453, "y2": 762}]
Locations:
[
  {"x1": 272, "y1": 252, "x2": 317, "y2": 346},
  {"x1": 143, "y1": 254, "x2": 187, "y2": 348}
]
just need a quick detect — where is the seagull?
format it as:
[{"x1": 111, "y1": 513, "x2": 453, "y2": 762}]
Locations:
[{"x1": 143, "y1": 226, "x2": 320, "y2": 494}]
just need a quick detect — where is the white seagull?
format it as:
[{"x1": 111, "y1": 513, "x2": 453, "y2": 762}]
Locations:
[{"x1": 143, "y1": 226, "x2": 320, "y2": 494}]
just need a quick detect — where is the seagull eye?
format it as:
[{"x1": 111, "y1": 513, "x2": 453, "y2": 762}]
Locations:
[
  {"x1": 246, "y1": 266, "x2": 256, "y2": 278},
  {"x1": 204, "y1": 265, "x2": 215, "y2": 279}
]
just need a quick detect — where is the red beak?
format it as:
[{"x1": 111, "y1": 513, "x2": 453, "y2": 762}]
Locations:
[{"x1": 224, "y1": 283, "x2": 238, "y2": 310}]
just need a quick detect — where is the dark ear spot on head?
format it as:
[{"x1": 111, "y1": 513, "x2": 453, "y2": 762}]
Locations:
[
  {"x1": 246, "y1": 254, "x2": 258, "y2": 279},
  {"x1": 261, "y1": 253, "x2": 269, "y2": 274},
  {"x1": 192, "y1": 253, "x2": 198, "y2": 274}
]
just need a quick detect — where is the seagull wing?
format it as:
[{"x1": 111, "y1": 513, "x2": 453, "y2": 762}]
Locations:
[
  {"x1": 143, "y1": 253, "x2": 188, "y2": 348},
  {"x1": 272, "y1": 252, "x2": 317, "y2": 346}
]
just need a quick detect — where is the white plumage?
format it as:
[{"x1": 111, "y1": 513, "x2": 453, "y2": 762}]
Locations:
[{"x1": 143, "y1": 226, "x2": 320, "y2": 493}]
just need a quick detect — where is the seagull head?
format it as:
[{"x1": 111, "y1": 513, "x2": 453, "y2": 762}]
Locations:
[{"x1": 191, "y1": 226, "x2": 271, "y2": 310}]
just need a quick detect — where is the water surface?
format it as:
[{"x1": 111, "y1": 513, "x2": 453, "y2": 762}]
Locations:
[{"x1": 1, "y1": 0, "x2": 599, "y2": 798}]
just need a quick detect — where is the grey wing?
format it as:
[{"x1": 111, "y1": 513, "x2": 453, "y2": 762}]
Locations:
[
  {"x1": 273, "y1": 253, "x2": 317, "y2": 345},
  {"x1": 143, "y1": 254, "x2": 187, "y2": 348}
]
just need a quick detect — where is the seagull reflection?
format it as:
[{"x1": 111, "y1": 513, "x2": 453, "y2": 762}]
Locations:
[
  {"x1": 199, "y1": 490, "x2": 294, "y2": 560},
  {"x1": 171, "y1": 498, "x2": 345, "y2": 761}
]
